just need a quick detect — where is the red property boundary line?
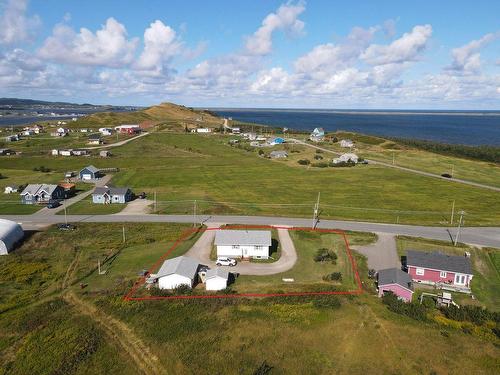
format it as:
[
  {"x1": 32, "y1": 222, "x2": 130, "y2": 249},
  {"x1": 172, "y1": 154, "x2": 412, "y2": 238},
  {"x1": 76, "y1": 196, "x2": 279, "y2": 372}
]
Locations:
[{"x1": 124, "y1": 225, "x2": 363, "y2": 301}]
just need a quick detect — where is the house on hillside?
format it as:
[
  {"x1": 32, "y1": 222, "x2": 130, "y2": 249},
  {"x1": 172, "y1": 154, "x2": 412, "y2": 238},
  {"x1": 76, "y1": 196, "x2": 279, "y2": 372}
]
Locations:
[
  {"x1": 20, "y1": 184, "x2": 65, "y2": 204},
  {"x1": 377, "y1": 268, "x2": 414, "y2": 302},
  {"x1": 92, "y1": 187, "x2": 132, "y2": 204},
  {"x1": 268, "y1": 137, "x2": 285, "y2": 146},
  {"x1": 270, "y1": 150, "x2": 288, "y2": 159},
  {"x1": 79, "y1": 165, "x2": 102, "y2": 180},
  {"x1": 191, "y1": 128, "x2": 212, "y2": 133},
  {"x1": 115, "y1": 124, "x2": 141, "y2": 134},
  {"x1": 59, "y1": 149, "x2": 73, "y2": 156},
  {"x1": 99, "y1": 127, "x2": 114, "y2": 136},
  {"x1": 309, "y1": 128, "x2": 325, "y2": 142},
  {"x1": 333, "y1": 153, "x2": 358, "y2": 164},
  {"x1": 340, "y1": 139, "x2": 354, "y2": 148},
  {"x1": 157, "y1": 256, "x2": 200, "y2": 290},
  {"x1": 406, "y1": 250, "x2": 473, "y2": 292},
  {"x1": 88, "y1": 134, "x2": 102, "y2": 145},
  {"x1": 214, "y1": 230, "x2": 272, "y2": 259},
  {"x1": 205, "y1": 268, "x2": 229, "y2": 291},
  {"x1": 72, "y1": 149, "x2": 89, "y2": 156}
]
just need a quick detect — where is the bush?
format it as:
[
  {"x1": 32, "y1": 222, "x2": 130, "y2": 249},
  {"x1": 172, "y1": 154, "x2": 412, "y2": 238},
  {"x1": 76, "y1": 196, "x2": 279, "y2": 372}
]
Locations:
[
  {"x1": 325, "y1": 272, "x2": 342, "y2": 281},
  {"x1": 330, "y1": 161, "x2": 355, "y2": 168},
  {"x1": 173, "y1": 284, "x2": 192, "y2": 295},
  {"x1": 314, "y1": 248, "x2": 337, "y2": 263},
  {"x1": 314, "y1": 154, "x2": 323, "y2": 160},
  {"x1": 258, "y1": 149, "x2": 264, "y2": 156},
  {"x1": 382, "y1": 292, "x2": 428, "y2": 321},
  {"x1": 315, "y1": 149, "x2": 323, "y2": 154},
  {"x1": 297, "y1": 159, "x2": 310, "y2": 165},
  {"x1": 311, "y1": 162, "x2": 328, "y2": 168},
  {"x1": 313, "y1": 296, "x2": 341, "y2": 309},
  {"x1": 441, "y1": 305, "x2": 498, "y2": 325}
]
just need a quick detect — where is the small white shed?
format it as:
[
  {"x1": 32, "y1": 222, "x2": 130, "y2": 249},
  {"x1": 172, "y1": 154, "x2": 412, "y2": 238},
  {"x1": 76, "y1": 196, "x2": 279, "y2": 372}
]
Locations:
[
  {"x1": 156, "y1": 256, "x2": 199, "y2": 290},
  {"x1": 205, "y1": 268, "x2": 229, "y2": 291},
  {"x1": 0, "y1": 219, "x2": 24, "y2": 255}
]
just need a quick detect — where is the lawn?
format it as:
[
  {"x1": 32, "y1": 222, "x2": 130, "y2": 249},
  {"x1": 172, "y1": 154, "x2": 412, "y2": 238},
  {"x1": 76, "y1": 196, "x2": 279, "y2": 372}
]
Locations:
[
  {"x1": 1, "y1": 133, "x2": 499, "y2": 225},
  {"x1": 60, "y1": 196, "x2": 127, "y2": 215},
  {"x1": 396, "y1": 236, "x2": 500, "y2": 310}
]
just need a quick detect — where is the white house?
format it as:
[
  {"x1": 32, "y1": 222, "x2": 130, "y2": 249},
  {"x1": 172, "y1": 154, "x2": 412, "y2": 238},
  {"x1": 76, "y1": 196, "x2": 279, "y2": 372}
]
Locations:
[
  {"x1": 340, "y1": 139, "x2": 354, "y2": 148},
  {"x1": 51, "y1": 149, "x2": 59, "y2": 156},
  {"x1": 4, "y1": 185, "x2": 18, "y2": 194},
  {"x1": 99, "y1": 127, "x2": 114, "y2": 136},
  {"x1": 0, "y1": 219, "x2": 24, "y2": 255},
  {"x1": 193, "y1": 128, "x2": 212, "y2": 133},
  {"x1": 205, "y1": 268, "x2": 229, "y2": 291},
  {"x1": 59, "y1": 149, "x2": 73, "y2": 156},
  {"x1": 214, "y1": 230, "x2": 272, "y2": 259},
  {"x1": 157, "y1": 256, "x2": 199, "y2": 290},
  {"x1": 57, "y1": 127, "x2": 69, "y2": 134},
  {"x1": 333, "y1": 153, "x2": 358, "y2": 164}
]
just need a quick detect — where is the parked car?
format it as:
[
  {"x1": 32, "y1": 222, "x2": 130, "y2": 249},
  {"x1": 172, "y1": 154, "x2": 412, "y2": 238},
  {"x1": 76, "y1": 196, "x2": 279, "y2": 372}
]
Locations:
[
  {"x1": 216, "y1": 257, "x2": 237, "y2": 266},
  {"x1": 57, "y1": 223, "x2": 76, "y2": 231},
  {"x1": 441, "y1": 173, "x2": 452, "y2": 178},
  {"x1": 47, "y1": 200, "x2": 61, "y2": 209},
  {"x1": 138, "y1": 192, "x2": 147, "y2": 199}
]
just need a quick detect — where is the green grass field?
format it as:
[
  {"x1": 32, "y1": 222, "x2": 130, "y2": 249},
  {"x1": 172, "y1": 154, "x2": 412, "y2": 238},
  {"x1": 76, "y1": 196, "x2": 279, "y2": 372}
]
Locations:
[
  {"x1": 396, "y1": 236, "x2": 500, "y2": 310},
  {"x1": 59, "y1": 196, "x2": 127, "y2": 215}
]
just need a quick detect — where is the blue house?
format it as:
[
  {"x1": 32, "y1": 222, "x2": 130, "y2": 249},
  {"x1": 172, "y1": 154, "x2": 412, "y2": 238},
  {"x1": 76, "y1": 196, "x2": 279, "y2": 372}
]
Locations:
[
  {"x1": 79, "y1": 165, "x2": 102, "y2": 180},
  {"x1": 92, "y1": 187, "x2": 132, "y2": 204},
  {"x1": 268, "y1": 137, "x2": 285, "y2": 145},
  {"x1": 20, "y1": 184, "x2": 65, "y2": 204}
]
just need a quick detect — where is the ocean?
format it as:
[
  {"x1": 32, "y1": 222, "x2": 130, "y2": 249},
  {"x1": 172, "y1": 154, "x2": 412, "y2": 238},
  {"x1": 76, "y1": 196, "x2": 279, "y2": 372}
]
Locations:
[{"x1": 212, "y1": 109, "x2": 500, "y2": 146}]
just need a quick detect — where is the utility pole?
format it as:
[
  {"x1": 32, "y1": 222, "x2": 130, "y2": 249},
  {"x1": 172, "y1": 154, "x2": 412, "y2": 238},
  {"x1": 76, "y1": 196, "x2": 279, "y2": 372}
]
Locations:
[
  {"x1": 450, "y1": 200, "x2": 455, "y2": 225},
  {"x1": 451, "y1": 164, "x2": 455, "y2": 178},
  {"x1": 193, "y1": 199, "x2": 197, "y2": 227},
  {"x1": 312, "y1": 192, "x2": 320, "y2": 228},
  {"x1": 154, "y1": 191, "x2": 157, "y2": 212},
  {"x1": 454, "y1": 210, "x2": 465, "y2": 246},
  {"x1": 392, "y1": 152, "x2": 395, "y2": 165},
  {"x1": 64, "y1": 200, "x2": 68, "y2": 225},
  {"x1": 122, "y1": 226, "x2": 126, "y2": 243}
]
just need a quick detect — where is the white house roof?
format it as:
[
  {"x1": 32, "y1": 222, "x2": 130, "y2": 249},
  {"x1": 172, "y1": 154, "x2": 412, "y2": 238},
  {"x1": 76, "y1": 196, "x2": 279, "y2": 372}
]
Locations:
[
  {"x1": 21, "y1": 184, "x2": 59, "y2": 196},
  {"x1": 81, "y1": 165, "x2": 99, "y2": 173},
  {"x1": 156, "y1": 256, "x2": 199, "y2": 279},
  {"x1": 0, "y1": 219, "x2": 24, "y2": 254},
  {"x1": 206, "y1": 268, "x2": 229, "y2": 280},
  {"x1": 214, "y1": 230, "x2": 272, "y2": 246}
]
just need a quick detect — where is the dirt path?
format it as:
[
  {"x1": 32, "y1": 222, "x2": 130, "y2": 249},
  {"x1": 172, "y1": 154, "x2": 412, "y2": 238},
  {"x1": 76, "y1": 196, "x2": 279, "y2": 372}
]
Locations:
[
  {"x1": 352, "y1": 233, "x2": 400, "y2": 271},
  {"x1": 61, "y1": 248, "x2": 82, "y2": 289},
  {"x1": 83, "y1": 132, "x2": 150, "y2": 150},
  {"x1": 64, "y1": 291, "x2": 164, "y2": 375}
]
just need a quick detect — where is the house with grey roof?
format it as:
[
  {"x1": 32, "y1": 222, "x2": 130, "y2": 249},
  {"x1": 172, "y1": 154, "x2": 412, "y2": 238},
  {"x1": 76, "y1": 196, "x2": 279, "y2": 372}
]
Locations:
[
  {"x1": 214, "y1": 229, "x2": 272, "y2": 259},
  {"x1": 377, "y1": 268, "x2": 414, "y2": 302},
  {"x1": 20, "y1": 184, "x2": 65, "y2": 204},
  {"x1": 92, "y1": 186, "x2": 132, "y2": 204},
  {"x1": 79, "y1": 165, "x2": 102, "y2": 180},
  {"x1": 270, "y1": 150, "x2": 288, "y2": 159},
  {"x1": 406, "y1": 250, "x2": 473, "y2": 292},
  {"x1": 205, "y1": 268, "x2": 230, "y2": 291},
  {"x1": 156, "y1": 256, "x2": 200, "y2": 290}
]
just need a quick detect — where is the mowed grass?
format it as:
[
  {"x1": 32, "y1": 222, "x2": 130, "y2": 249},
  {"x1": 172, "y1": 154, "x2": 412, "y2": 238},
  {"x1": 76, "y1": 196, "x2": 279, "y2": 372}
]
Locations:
[
  {"x1": 396, "y1": 236, "x2": 500, "y2": 311},
  {"x1": 60, "y1": 196, "x2": 127, "y2": 215},
  {"x1": 1, "y1": 133, "x2": 499, "y2": 225},
  {"x1": 234, "y1": 230, "x2": 373, "y2": 294}
]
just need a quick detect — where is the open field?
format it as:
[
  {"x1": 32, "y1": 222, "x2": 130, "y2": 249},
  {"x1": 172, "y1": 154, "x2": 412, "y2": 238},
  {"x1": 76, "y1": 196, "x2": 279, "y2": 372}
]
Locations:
[{"x1": 396, "y1": 236, "x2": 500, "y2": 310}]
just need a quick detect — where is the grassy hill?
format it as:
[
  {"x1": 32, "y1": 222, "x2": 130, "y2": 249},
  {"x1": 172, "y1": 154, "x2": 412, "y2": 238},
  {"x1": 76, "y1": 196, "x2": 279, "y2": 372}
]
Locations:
[{"x1": 73, "y1": 102, "x2": 222, "y2": 130}]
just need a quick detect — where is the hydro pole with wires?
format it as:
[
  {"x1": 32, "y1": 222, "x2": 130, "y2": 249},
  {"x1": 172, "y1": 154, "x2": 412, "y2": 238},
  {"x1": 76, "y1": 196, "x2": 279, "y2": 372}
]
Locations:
[
  {"x1": 454, "y1": 210, "x2": 465, "y2": 246},
  {"x1": 312, "y1": 192, "x2": 320, "y2": 229}
]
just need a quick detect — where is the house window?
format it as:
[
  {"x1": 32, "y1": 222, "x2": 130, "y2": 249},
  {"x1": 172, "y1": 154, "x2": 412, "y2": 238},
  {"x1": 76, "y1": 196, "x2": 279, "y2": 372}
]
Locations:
[
  {"x1": 232, "y1": 245, "x2": 239, "y2": 249},
  {"x1": 454, "y1": 274, "x2": 466, "y2": 285},
  {"x1": 440, "y1": 271, "x2": 447, "y2": 278},
  {"x1": 255, "y1": 246, "x2": 263, "y2": 251},
  {"x1": 416, "y1": 268, "x2": 425, "y2": 276}
]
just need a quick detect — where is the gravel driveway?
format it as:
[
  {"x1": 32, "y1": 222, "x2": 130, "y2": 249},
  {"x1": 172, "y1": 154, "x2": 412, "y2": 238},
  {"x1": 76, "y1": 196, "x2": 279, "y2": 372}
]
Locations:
[
  {"x1": 352, "y1": 232, "x2": 400, "y2": 271},
  {"x1": 185, "y1": 226, "x2": 298, "y2": 275}
]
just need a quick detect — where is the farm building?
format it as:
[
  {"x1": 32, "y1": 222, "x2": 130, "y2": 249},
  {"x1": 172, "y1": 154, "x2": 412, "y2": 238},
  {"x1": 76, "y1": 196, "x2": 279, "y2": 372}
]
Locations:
[
  {"x1": 79, "y1": 165, "x2": 102, "y2": 180},
  {"x1": 205, "y1": 268, "x2": 229, "y2": 291},
  {"x1": 377, "y1": 268, "x2": 414, "y2": 302},
  {"x1": 406, "y1": 250, "x2": 473, "y2": 292},
  {"x1": 340, "y1": 139, "x2": 354, "y2": 148},
  {"x1": 157, "y1": 256, "x2": 200, "y2": 290},
  {"x1": 333, "y1": 153, "x2": 358, "y2": 164},
  {"x1": 20, "y1": 184, "x2": 65, "y2": 204},
  {"x1": 4, "y1": 185, "x2": 18, "y2": 194},
  {"x1": 0, "y1": 219, "x2": 24, "y2": 255},
  {"x1": 215, "y1": 230, "x2": 272, "y2": 259},
  {"x1": 92, "y1": 187, "x2": 132, "y2": 204},
  {"x1": 270, "y1": 150, "x2": 288, "y2": 159}
]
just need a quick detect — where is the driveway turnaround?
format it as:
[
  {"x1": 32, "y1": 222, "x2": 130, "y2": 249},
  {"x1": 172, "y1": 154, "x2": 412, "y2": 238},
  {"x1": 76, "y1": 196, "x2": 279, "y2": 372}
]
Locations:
[
  {"x1": 352, "y1": 233, "x2": 400, "y2": 271},
  {"x1": 114, "y1": 199, "x2": 152, "y2": 215},
  {"x1": 185, "y1": 226, "x2": 298, "y2": 275}
]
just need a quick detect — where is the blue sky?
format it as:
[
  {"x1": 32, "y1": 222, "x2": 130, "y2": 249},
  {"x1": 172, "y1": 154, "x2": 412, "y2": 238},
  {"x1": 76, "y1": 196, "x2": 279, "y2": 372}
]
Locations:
[{"x1": 0, "y1": 0, "x2": 499, "y2": 108}]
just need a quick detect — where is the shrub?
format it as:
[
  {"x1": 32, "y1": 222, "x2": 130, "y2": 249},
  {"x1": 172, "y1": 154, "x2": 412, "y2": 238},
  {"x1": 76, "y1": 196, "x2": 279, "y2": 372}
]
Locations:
[
  {"x1": 315, "y1": 149, "x2": 323, "y2": 154},
  {"x1": 330, "y1": 161, "x2": 355, "y2": 168},
  {"x1": 314, "y1": 154, "x2": 323, "y2": 160},
  {"x1": 173, "y1": 284, "x2": 192, "y2": 295},
  {"x1": 313, "y1": 296, "x2": 341, "y2": 309},
  {"x1": 258, "y1": 149, "x2": 264, "y2": 156},
  {"x1": 311, "y1": 162, "x2": 328, "y2": 168},
  {"x1": 323, "y1": 272, "x2": 342, "y2": 282},
  {"x1": 440, "y1": 305, "x2": 498, "y2": 325},
  {"x1": 297, "y1": 159, "x2": 310, "y2": 165},
  {"x1": 382, "y1": 292, "x2": 428, "y2": 321},
  {"x1": 314, "y1": 248, "x2": 337, "y2": 263}
]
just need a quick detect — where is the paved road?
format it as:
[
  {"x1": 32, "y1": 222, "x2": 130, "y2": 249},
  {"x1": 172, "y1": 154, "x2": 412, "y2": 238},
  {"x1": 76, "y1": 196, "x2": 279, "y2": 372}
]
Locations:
[
  {"x1": 3, "y1": 213, "x2": 499, "y2": 248},
  {"x1": 289, "y1": 139, "x2": 500, "y2": 192},
  {"x1": 84, "y1": 132, "x2": 150, "y2": 150},
  {"x1": 185, "y1": 225, "x2": 298, "y2": 275},
  {"x1": 352, "y1": 233, "x2": 400, "y2": 271}
]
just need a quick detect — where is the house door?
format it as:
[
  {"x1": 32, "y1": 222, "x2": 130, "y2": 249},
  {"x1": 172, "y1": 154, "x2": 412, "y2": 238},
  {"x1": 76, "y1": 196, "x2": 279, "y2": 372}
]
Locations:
[
  {"x1": 454, "y1": 274, "x2": 466, "y2": 285},
  {"x1": 243, "y1": 248, "x2": 248, "y2": 258}
]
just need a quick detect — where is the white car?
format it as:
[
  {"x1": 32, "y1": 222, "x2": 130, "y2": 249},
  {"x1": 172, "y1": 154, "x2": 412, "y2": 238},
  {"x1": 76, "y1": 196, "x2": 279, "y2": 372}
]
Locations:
[{"x1": 216, "y1": 257, "x2": 237, "y2": 266}]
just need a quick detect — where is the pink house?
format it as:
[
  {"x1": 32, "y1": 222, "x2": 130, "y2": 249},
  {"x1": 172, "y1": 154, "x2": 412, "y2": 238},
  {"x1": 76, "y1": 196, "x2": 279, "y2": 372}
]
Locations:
[
  {"x1": 406, "y1": 250, "x2": 473, "y2": 293},
  {"x1": 377, "y1": 268, "x2": 414, "y2": 302}
]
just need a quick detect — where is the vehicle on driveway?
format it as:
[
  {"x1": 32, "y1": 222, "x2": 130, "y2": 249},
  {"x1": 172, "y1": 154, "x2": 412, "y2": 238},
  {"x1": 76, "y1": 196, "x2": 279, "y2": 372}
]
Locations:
[
  {"x1": 47, "y1": 200, "x2": 61, "y2": 209},
  {"x1": 57, "y1": 223, "x2": 76, "y2": 231},
  {"x1": 138, "y1": 192, "x2": 147, "y2": 199},
  {"x1": 216, "y1": 257, "x2": 237, "y2": 266}
]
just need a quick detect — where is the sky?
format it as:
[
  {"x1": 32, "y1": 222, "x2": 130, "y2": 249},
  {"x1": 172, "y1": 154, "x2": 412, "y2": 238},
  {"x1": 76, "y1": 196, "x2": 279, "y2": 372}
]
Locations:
[{"x1": 0, "y1": 0, "x2": 499, "y2": 109}]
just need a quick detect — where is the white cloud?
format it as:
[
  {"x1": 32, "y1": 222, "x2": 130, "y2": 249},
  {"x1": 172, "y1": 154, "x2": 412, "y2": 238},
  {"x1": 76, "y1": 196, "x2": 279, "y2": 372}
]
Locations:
[
  {"x1": 135, "y1": 20, "x2": 182, "y2": 71},
  {"x1": 38, "y1": 18, "x2": 138, "y2": 67},
  {"x1": 0, "y1": 0, "x2": 41, "y2": 45},
  {"x1": 361, "y1": 24, "x2": 432, "y2": 65},
  {"x1": 245, "y1": 1, "x2": 305, "y2": 55},
  {"x1": 447, "y1": 32, "x2": 500, "y2": 73}
]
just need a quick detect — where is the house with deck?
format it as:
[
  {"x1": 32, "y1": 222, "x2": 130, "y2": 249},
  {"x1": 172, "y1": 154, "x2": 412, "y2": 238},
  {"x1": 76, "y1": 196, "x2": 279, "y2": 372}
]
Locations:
[
  {"x1": 377, "y1": 268, "x2": 414, "y2": 302},
  {"x1": 406, "y1": 250, "x2": 473, "y2": 293},
  {"x1": 92, "y1": 187, "x2": 132, "y2": 204},
  {"x1": 156, "y1": 256, "x2": 200, "y2": 290},
  {"x1": 20, "y1": 184, "x2": 65, "y2": 204},
  {"x1": 214, "y1": 230, "x2": 272, "y2": 259}
]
